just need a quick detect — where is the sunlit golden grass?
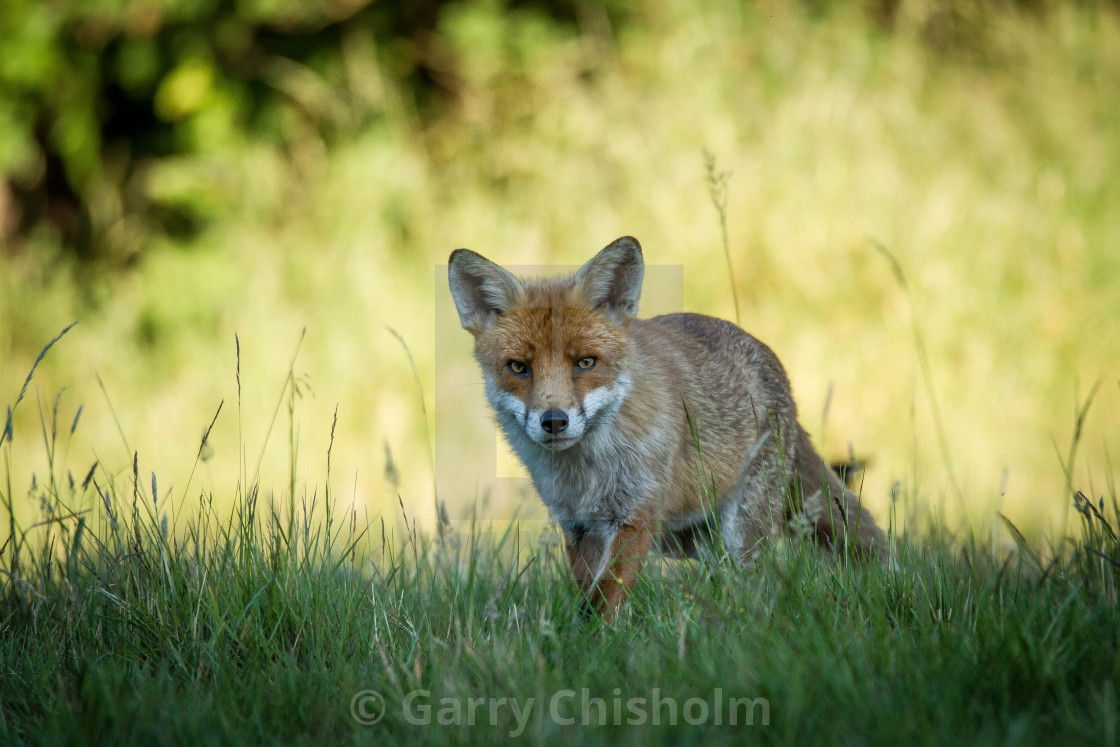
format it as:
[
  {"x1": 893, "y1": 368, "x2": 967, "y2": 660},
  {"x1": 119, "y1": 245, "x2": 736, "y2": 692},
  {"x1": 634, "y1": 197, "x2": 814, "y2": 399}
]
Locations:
[{"x1": 2, "y1": 2, "x2": 1118, "y2": 540}]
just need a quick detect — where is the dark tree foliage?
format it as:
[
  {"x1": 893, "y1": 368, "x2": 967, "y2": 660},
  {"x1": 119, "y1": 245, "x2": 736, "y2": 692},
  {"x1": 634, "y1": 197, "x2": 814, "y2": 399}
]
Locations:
[
  {"x1": 0, "y1": 0, "x2": 629, "y2": 264},
  {"x1": 0, "y1": 0, "x2": 1101, "y2": 264}
]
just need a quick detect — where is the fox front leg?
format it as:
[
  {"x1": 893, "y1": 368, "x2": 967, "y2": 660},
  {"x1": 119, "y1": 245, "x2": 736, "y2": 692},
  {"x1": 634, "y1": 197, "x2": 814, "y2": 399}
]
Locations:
[{"x1": 565, "y1": 520, "x2": 652, "y2": 623}]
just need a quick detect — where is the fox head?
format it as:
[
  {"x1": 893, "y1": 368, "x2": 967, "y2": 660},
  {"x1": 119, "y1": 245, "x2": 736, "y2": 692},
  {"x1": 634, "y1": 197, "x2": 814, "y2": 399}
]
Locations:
[{"x1": 448, "y1": 237, "x2": 644, "y2": 452}]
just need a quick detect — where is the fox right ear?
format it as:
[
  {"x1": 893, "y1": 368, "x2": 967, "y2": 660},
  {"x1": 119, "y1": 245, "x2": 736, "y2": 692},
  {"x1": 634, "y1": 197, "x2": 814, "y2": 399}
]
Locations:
[
  {"x1": 448, "y1": 249, "x2": 524, "y2": 333},
  {"x1": 576, "y1": 236, "x2": 644, "y2": 323}
]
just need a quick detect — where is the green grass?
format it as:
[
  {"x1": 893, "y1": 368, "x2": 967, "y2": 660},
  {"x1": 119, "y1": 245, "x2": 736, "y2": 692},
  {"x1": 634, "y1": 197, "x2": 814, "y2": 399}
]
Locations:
[{"x1": 2, "y1": 340, "x2": 1118, "y2": 745}]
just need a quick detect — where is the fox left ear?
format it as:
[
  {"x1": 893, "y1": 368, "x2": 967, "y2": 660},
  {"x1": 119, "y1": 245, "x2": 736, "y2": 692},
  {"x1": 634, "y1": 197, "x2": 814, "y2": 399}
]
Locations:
[
  {"x1": 448, "y1": 248, "x2": 524, "y2": 334},
  {"x1": 576, "y1": 236, "x2": 645, "y2": 323}
]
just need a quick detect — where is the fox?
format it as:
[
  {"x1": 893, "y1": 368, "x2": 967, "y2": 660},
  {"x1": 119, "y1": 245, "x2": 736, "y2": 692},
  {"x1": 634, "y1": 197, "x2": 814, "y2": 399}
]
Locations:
[{"x1": 448, "y1": 236, "x2": 885, "y2": 621}]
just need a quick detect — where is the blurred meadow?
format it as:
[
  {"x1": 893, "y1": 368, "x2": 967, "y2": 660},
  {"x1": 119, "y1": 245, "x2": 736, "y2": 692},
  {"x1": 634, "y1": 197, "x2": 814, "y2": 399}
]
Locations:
[{"x1": 2, "y1": 0, "x2": 1119, "y2": 541}]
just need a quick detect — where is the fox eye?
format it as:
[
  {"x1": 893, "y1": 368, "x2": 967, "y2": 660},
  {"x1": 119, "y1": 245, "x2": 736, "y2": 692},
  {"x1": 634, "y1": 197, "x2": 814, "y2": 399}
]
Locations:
[
  {"x1": 508, "y1": 360, "x2": 529, "y2": 375},
  {"x1": 576, "y1": 356, "x2": 596, "y2": 370}
]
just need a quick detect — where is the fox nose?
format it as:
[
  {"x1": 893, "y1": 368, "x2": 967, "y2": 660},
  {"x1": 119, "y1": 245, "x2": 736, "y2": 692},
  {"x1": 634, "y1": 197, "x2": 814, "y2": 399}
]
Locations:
[{"x1": 540, "y1": 409, "x2": 569, "y2": 434}]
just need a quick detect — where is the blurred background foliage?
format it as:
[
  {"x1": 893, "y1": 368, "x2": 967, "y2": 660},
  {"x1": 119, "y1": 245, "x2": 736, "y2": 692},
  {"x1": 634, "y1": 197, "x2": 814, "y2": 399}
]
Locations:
[
  {"x1": 0, "y1": 0, "x2": 634, "y2": 262},
  {"x1": 1, "y1": 0, "x2": 1118, "y2": 537}
]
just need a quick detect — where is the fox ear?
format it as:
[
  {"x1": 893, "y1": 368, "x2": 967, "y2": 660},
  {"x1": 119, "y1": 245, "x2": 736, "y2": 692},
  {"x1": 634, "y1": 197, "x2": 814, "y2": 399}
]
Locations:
[
  {"x1": 576, "y1": 236, "x2": 644, "y2": 323},
  {"x1": 448, "y1": 249, "x2": 524, "y2": 333}
]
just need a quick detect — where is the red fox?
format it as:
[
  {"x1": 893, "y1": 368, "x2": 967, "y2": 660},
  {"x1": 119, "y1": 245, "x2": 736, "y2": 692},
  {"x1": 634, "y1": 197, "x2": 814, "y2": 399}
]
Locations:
[{"x1": 448, "y1": 237, "x2": 885, "y2": 620}]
